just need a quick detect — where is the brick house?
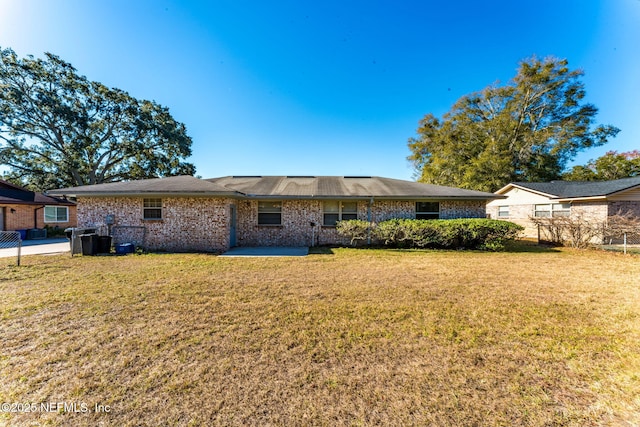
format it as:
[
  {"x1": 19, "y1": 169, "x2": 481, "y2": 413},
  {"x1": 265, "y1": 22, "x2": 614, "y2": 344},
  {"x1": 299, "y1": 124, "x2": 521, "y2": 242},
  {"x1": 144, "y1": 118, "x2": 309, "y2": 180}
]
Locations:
[
  {"x1": 48, "y1": 175, "x2": 500, "y2": 252},
  {"x1": 486, "y1": 177, "x2": 640, "y2": 239},
  {"x1": 0, "y1": 180, "x2": 77, "y2": 236}
]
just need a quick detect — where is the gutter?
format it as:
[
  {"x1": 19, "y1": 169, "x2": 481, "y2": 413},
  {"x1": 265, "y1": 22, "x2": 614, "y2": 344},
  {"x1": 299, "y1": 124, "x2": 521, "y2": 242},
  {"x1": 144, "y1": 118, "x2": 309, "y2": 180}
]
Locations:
[
  {"x1": 45, "y1": 192, "x2": 502, "y2": 201},
  {"x1": 51, "y1": 192, "x2": 245, "y2": 198},
  {"x1": 555, "y1": 195, "x2": 608, "y2": 203},
  {"x1": 236, "y1": 195, "x2": 503, "y2": 201}
]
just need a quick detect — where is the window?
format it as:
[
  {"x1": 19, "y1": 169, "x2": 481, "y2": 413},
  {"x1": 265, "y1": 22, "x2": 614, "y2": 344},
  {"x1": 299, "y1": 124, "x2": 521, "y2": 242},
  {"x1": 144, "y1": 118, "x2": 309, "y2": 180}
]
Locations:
[
  {"x1": 552, "y1": 203, "x2": 571, "y2": 217},
  {"x1": 258, "y1": 201, "x2": 282, "y2": 225},
  {"x1": 44, "y1": 206, "x2": 69, "y2": 223},
  {"x1": 416, "y1": 202, "x2": 440, "y2": 219},
  {"x1": 534, "y1": 204, "x2": 551, "y2": 218},
  {"x1": 322, "y1": 201, "x2": 358, "y2": 226},
  {"x1": 143, "y1": 198, "x2": 162, "y2": 220},
  {"x1": 534, "y1": 203, "x2": 570, "y2": 218},
  {"x1": 498, "y1": 206, "x2": 510, "y2": 218}
]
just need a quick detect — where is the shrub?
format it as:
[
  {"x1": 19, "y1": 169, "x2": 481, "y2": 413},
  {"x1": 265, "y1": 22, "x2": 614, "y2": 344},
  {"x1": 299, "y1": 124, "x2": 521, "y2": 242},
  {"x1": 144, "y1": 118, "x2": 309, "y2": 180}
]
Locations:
[
  {"x1": 44, "y1": 225, "x2": 66, "y2": 237},
  {"x1": 530, "y1": 212, "x2": 607, "y2": 248},
  {"x1": 336, "y1": 218, "x2": 523, "y2": 251},
  {"x1": 531, "y1": 210, "x2": 640, "y2": 249},
  {"x1": 374, "y1": 219, "x2": 408, "y2": 247},
  {"x1": 335, "y1": 219, "x2": 372, "y2": 246}
]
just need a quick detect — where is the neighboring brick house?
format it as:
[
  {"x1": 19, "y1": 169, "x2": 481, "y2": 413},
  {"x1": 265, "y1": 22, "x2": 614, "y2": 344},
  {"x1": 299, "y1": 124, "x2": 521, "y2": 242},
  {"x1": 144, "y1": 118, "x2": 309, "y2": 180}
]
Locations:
[
  {"x1": 48, "y1": 175, "x2": 500, "y2": 252},
  {"x1": 0, "y1": 180, "x2": 77, "y2": 236},
  {"x1": 486, "y1": 177, "x2": 640, "y2": 239}
]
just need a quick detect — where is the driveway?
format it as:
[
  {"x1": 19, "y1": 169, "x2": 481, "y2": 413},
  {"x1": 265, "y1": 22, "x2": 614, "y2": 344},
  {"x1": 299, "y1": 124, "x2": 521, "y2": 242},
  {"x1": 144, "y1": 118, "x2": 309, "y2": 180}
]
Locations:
[
  {"x1": 0, "y1": 238, "x2": 70, "y2": 258},
  {"x1": 220, "y1": 247, "x2": 309, "y2": 257}
]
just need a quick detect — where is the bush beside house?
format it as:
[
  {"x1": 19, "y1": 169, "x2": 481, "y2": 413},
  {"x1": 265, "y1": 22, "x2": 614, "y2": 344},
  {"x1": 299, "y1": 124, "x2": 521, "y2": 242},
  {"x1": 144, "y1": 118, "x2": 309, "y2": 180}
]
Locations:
[{"x1": 336, "y1": 218, "x2": 523, "y2": 251}]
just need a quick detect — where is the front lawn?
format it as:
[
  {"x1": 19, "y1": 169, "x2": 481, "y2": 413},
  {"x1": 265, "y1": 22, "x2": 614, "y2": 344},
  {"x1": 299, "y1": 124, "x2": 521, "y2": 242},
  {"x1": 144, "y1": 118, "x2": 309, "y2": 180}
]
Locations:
[{"x1": 1, "y1": 246, "x2": 639, "y2": 426}]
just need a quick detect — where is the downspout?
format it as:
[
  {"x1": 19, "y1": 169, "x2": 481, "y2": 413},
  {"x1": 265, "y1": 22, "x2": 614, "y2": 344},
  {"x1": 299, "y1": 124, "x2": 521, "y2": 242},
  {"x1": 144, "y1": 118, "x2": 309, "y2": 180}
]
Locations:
[
  {"x1": 367, "y1": 197, "x2": 374, "y2": 245},
  {"x1": 34, "y1": 206, "x2": 44, "y2": 229}
]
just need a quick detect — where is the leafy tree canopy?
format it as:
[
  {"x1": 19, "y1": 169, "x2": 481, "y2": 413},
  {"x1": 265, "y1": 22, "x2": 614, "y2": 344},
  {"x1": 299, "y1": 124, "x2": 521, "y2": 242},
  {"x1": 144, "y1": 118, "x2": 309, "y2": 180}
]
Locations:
[
  {"x1": 408, "y1": 56, "x2": 619, "y2": 192},
  {"x1": 563, "y1": 150, "x2": 640, "y2": 181},
  {"x1": 0, "y1": 47, "x2": 195, "y2": 190}
]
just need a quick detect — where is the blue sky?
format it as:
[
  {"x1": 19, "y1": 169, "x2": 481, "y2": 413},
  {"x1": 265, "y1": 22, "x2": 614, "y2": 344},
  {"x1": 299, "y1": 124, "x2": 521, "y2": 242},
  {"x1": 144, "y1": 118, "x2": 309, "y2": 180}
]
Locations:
[{"x1": 1, "y1": 0, "x2": 638, "y2": 180}]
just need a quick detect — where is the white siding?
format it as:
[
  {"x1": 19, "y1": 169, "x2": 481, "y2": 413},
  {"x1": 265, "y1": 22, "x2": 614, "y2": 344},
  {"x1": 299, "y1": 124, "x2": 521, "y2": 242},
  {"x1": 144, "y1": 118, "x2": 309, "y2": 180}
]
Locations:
[
  {"x1": 487, "y1": 187, "x2": 555, "y2": 208},
  {"x1": 607, "y1": 186, "x2": 640, "y2": 201}
]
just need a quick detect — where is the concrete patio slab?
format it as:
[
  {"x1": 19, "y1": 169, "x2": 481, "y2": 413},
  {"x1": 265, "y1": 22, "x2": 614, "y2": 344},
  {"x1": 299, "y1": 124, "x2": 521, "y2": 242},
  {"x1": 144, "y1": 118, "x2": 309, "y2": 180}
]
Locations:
[{"x1": 220, "y1": 247, "x2": 309, "y2": 257}]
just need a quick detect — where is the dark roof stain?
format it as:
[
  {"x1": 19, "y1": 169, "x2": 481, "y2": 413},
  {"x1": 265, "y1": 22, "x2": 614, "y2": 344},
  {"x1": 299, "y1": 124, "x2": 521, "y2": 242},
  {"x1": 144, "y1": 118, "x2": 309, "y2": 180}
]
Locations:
[
  {"x1": 48, "y1": 175, "x2": 499, "y2": 200},
  {"x1": 208, "y1": 176, "x2": 497, "y2": 199}
]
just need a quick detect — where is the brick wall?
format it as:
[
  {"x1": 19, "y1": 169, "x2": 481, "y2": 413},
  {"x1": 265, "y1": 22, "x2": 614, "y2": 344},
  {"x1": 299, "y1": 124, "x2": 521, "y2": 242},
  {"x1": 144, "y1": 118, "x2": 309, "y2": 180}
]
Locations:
[
  {"x1": 488, "y1": 201, "x2": 610, "y2": 239},
  {"x1": 487, "y1": 204, "x2": 538, "y2": 237},
  {"x1": 236, "y1": 200, "x2": 330, "y2": 247},
  {"x1": 608, "y1": 201, "x2": 640, "y2": 218},
  {"x1": 1, "y1": 204, "x2": 77, "y2": 232},
  {"x1": 78, "y1": 197, "x2": 233, "y2": 252},
  {"x1": 440, "y1": 200, "x2": 487, "y2": 219},
  {"x1": 572, "y1": 201, "x2": 609, "y2": 222},
  {"x1": 76, "y1": 197, "x2": 489, "y2": 250},
  {"x1": 237, "y1": 199, "x2": 488, "y2": 247}
]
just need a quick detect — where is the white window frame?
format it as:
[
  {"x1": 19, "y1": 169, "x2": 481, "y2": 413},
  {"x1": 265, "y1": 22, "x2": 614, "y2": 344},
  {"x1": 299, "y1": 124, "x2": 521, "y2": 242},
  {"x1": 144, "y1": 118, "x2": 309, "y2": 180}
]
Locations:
[
  {"x1": 258, "y1": 201, "x2": 282, "y2": 225},
  {"x1": 416, "y1": 202, "x2": 440, "y2": 219},
  {"x1": 44, "y1": 205, "x2": 69, "y2": 223},
  {"x1": 534, "y1": 203, "x2": 570, "y2": 218},
  {"x1": 534, "y1": 204, "x2": 551, "y2": 218},
  {"x1": 498, "y1": 206, "x2": 510, "y2": 218},
  {"x1": 143, "y1": 198, "x2": 163, "y2": 220},
  {"x1": 551, "y1": 203, "x2": 571, "y2": 217},
  {"x1": 322, "y1": 201, "x2": 358, "y2": 226}
]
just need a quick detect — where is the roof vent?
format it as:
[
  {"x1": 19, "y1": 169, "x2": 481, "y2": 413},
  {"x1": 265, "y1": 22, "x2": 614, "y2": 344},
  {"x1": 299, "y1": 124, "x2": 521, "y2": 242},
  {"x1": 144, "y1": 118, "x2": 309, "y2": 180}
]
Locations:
[{"x1": 286, "y1": 175, "x2": 316, "y2": 178}]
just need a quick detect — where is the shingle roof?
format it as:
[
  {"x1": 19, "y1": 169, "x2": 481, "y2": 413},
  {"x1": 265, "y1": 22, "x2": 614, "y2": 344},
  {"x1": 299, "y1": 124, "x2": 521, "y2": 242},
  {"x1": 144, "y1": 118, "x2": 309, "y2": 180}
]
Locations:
[
  {"x1": 47, "y1": 175, "x2": 241, "y2": 197},
  {"x1": 47, "y1": 175, "x2": 500, "y2": 200},
  {"x1": 207, "y1": 176, "x2": 498, "y2": 199},
  {"x1": 0, "y1": 180, "x2": 75, "y2": 205},
  {"x1": 510, "y1": 177, "x2": 640, "y2": 199}
]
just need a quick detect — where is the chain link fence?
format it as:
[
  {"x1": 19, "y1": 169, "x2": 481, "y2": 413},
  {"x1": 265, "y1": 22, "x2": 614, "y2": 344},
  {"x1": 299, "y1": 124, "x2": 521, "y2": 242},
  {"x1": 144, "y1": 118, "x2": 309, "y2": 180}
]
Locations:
[
  {"x1": 533, "y1": 213, "x2": 640, "y2": 254},
  {"x1": 601, "y1": 232, "x2": 640, "y2": 254},
  {"x1": 0, "y1": 231, "x2": 22, "y2": 265}
]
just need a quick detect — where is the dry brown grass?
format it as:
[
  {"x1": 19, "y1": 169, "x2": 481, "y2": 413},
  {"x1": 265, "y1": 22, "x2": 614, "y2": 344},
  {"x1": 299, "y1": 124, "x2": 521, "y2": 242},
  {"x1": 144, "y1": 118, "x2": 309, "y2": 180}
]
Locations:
[{"x1": 1, "y1": 244, "x2": 639, "y2": 426}]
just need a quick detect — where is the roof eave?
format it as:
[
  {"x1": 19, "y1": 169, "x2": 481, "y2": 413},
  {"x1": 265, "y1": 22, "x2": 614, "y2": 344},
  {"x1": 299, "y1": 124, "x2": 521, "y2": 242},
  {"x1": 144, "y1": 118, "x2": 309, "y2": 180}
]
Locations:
[
  {"x1": 0, "y1": 200, "x2": 75, "y2": 206},
  {"x1": 241, "y1": 194, "x2": 501, "y2": 200},
  {"x1": 555, "y1": 195, "x2": 608, "y2": 203},
  {"x1": 53, "y1": 191, "x2": 243, "y2": 198}
]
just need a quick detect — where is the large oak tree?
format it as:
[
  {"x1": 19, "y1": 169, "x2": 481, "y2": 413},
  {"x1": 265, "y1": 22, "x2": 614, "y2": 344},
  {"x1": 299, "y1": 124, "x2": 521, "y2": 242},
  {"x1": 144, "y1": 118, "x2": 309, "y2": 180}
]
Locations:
[
  {"x1": 408, "y1": 56, "x2": 619, "y2": 192},
  {"x1": 0, "y1": 47, "x2": 195, "y2": 190}
]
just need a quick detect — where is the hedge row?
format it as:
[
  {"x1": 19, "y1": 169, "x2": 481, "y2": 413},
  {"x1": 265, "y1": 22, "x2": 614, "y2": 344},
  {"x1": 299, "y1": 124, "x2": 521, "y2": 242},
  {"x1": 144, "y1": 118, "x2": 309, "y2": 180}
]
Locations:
[{"x1": 336, "y1": 218, "x2": 523, "y2": 251}]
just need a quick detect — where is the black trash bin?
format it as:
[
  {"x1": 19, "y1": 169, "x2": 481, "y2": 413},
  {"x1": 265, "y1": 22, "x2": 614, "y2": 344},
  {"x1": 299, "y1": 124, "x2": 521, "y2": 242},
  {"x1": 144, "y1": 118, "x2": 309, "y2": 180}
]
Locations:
[
  {"x1": 97, "y1": 235, "x2": 112, "y2": 254},
  {"x1": 80, "y1": 233, "x2": 99, "y2": 256}
]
